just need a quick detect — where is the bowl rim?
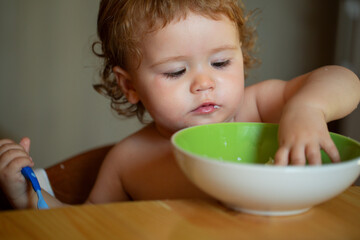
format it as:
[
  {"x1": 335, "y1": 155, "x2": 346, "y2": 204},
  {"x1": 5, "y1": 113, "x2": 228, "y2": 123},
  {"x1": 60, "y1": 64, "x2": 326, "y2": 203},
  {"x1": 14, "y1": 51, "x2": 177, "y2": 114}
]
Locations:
[{"x1": 171, "y1": 122, "x2": 360, "y2": 171}]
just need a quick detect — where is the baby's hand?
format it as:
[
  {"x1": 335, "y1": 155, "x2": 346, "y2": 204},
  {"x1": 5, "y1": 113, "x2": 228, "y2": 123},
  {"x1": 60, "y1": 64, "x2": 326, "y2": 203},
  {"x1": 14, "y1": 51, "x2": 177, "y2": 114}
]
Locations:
[
  {"x1": 0, "y1": 138, "x2": 36, "y2": 209},
  {"x1": 275, "y1": 106, "x2": 340, "y2": 165}
]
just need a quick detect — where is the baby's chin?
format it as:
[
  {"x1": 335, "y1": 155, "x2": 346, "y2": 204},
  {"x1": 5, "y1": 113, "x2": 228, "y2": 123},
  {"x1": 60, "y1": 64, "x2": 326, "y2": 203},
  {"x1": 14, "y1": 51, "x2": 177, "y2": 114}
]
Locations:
[
  {"x1": 158, "y1": 115, "x2": 233, "y2": 134},
  {"x1": 183, "y1": 118, "x2": 228, "y2": 128}
]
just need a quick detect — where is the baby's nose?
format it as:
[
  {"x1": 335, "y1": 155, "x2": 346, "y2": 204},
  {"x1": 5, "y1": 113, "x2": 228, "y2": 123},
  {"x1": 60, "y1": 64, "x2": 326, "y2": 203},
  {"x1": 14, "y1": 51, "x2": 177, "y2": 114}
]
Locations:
[{"x1": 190, "y1": 74, "x2": 215, "y2": 93}]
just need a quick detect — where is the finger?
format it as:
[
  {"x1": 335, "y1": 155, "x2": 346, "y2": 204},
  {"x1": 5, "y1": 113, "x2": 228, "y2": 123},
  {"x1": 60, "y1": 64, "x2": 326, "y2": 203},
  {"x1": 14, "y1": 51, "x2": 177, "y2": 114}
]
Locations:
[
  {"x1": 0, "y1": 143, "x2": 25, "y2": 159},
  {"x1": 6, "y1": 156, "x2": 35, "y2": 172},
  {"x1": 19, "y1": 137, "x2": 31, "y2": 154},
  {"x1": 0, "y1": 149, "x2": 31, "y2": 169},
  {"x1": 0, "y1": 139, "x2": 16, "y2": 150},
  {"x1": 305, "y1": 144, "x2": 321, "y2": 165},
  {"x1": 1, "y1": 156, "x2": 34, "y2": 182},
  {"x1": 321, "y1": 139, "x2": 341, "y2": 163},
  {"x1": 0, "y1": 139, "x2": 15, "y2": 145},
  {"x1": 290, "y1": 145, "x2": 306, "y2": 165},
  {"x1": 274, "y1": 147, "x2": 290, "y2": 166}
]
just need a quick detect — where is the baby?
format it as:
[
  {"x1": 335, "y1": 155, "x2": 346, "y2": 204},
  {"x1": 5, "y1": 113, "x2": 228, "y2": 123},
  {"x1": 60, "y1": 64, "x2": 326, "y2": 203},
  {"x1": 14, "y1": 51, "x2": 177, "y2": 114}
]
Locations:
[{"x1": 0, "y1": 0, "x2": 359, "y2": 209}]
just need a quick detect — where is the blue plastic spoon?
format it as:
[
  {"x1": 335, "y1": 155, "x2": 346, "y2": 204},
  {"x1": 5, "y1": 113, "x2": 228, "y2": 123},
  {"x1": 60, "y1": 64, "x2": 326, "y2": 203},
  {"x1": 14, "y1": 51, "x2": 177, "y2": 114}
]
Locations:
[{"x1": 21, "y1": 166, "x2": 49, "y2": 209}]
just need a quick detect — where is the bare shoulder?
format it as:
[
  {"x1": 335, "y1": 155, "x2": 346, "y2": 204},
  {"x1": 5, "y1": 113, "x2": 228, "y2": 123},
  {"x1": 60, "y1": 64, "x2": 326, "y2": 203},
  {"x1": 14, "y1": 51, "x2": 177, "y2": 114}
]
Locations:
[
  {"x1": 242, "y1": 79, "x2": 288, "y2": 123},
  {"x1": 244, "y1": 79, "x2": 287, "y2": 99},
  {"x1": 101, "y1": 123, "x2": 164, "y2": 174},
  {"x1": 88, "y1": 124, "x2": 159, "y2": 203}
]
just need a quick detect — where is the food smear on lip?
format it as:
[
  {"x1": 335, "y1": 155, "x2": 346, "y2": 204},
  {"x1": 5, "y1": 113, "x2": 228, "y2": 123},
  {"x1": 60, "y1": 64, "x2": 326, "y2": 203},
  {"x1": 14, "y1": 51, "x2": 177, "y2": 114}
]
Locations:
[{"x1": 192, "y1": 103, "x2": 220, "y2": 114}]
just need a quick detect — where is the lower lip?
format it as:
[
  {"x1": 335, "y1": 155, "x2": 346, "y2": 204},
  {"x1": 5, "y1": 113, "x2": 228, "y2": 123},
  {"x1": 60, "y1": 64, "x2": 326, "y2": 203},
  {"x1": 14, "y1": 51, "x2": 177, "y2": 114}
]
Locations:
[{"x1": 192, "y1": 105, "x2": 219, "y2": 114}]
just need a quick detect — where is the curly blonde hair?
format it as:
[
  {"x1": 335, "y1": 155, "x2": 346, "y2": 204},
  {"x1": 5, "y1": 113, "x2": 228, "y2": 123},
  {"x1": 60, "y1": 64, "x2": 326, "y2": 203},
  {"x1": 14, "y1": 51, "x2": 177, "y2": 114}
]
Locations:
[{"x1": 93, "y1": 0, "x2": 258, "y2": 123}]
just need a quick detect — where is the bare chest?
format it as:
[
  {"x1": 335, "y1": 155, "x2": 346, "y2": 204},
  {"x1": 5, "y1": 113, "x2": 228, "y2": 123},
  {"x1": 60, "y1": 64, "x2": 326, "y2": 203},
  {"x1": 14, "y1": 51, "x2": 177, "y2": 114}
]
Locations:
[{"x1": 121, "y1": 149, "x2": 212, "y2": 201}]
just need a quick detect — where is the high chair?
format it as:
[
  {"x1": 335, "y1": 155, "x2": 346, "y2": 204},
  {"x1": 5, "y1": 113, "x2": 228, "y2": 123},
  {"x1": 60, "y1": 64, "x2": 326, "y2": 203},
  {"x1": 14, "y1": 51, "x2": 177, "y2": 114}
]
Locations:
[{"x1": 45, "y1": 144, "x2": 113, "y2": 204}]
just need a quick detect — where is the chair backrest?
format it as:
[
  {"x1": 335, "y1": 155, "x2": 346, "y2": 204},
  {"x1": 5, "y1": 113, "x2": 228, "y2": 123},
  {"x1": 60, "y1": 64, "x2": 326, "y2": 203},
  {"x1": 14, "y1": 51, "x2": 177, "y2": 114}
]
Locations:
[{"x1": 45, "y1": 144, "x2": 113, "y2": 204}]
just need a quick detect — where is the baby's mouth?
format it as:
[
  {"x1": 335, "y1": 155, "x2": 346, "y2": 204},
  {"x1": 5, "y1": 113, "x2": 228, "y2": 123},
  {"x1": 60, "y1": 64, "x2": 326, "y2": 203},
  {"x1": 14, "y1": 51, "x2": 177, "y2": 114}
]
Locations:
[{"x1": 192, "y1": 103, "x2": 220, "y2": 114}]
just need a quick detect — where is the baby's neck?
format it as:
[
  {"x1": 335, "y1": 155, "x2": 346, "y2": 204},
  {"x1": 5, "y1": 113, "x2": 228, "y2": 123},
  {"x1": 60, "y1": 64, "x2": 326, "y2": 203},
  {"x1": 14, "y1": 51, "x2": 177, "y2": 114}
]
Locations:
[{"x1": 151, "y1": 122, "x2": 178, "y2": 140}]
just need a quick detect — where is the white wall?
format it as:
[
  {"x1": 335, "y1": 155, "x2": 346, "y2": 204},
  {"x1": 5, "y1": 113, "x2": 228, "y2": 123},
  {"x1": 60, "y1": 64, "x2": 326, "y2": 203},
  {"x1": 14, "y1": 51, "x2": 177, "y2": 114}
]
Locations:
[
  {"x1": 0, "y1": 0, "x2": 358, "y2": 168},
  {"x1": 335, "y1": 0, "x2": 360, "y2": 141},
  {"x1": 243, "y1": 0, "x2": 339, "y2": 83},
  {"x1": 0, "y1": 1, "x2": 142, "y2": 168}
]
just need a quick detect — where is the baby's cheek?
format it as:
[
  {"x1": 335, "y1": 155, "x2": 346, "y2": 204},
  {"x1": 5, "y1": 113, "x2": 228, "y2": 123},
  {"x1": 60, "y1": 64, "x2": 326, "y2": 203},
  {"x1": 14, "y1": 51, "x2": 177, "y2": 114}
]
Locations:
[{"x1": 147, "y1": 99, "x2": 183, "y2": 122}]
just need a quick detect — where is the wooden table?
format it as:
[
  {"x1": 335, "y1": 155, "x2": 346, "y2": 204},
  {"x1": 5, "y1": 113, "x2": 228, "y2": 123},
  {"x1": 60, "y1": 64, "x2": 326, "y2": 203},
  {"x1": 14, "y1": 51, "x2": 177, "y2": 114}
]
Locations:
[{"x1": 1, "y1": 187, "x2": 359, "y2": 240}]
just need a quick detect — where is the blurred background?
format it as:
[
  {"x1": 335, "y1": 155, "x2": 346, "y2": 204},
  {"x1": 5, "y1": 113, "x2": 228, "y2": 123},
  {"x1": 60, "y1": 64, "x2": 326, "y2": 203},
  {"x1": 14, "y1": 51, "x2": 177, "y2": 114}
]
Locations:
[{"x1": 0, "y1": 0, "x2": 359, "y2": 168}]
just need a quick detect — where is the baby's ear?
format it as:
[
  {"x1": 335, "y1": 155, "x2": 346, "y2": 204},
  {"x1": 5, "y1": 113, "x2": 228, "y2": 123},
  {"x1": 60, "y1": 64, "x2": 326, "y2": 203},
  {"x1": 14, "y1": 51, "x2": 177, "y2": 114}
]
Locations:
[{"x1": 113, "y1": 66, "x2": 140, "y2": 104}]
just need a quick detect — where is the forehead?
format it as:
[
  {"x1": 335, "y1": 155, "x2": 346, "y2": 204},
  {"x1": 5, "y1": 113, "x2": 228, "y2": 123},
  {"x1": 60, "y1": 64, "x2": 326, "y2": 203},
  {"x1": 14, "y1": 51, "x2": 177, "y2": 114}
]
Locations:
[
  {"x1": 139, "y1": 13, "x2": 239, "y2": 62},
  {"x1": 145, "y1": 12, "x2": 238, "y2": 41}
]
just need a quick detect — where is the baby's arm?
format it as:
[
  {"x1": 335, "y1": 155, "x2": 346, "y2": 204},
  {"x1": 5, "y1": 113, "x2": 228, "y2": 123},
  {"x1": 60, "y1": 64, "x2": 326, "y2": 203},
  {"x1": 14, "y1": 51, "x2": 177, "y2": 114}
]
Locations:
[
  {"x1": 86, "y1": 142, "x2": 131, "y2": 204},
  {"x1": 255, "y1": 65, "x2": 360, "y2": 165},
  {"x1": 0, "y1": 138, "x2": 64, "y2": 209}
]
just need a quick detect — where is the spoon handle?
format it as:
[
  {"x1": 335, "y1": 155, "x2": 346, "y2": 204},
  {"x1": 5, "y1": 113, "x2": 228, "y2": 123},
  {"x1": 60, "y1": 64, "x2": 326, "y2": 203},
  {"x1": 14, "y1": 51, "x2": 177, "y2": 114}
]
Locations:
[{"x1": 21, "y1": 166, "x2": 49, "y2": 209}]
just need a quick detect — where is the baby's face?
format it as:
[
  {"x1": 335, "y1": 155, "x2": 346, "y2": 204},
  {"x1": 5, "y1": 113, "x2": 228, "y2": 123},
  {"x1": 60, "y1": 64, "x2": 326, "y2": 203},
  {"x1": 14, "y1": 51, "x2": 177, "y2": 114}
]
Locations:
[{"x1": 129, "y1": 13, "x2": 245, "y2": 136}]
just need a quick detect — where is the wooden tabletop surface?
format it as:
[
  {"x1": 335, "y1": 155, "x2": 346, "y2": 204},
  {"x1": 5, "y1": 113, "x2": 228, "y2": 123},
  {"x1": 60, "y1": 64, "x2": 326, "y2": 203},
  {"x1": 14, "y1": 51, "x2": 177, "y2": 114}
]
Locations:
[{"x1": 1, "y1": 186, "x2": 359, "y2": 240}]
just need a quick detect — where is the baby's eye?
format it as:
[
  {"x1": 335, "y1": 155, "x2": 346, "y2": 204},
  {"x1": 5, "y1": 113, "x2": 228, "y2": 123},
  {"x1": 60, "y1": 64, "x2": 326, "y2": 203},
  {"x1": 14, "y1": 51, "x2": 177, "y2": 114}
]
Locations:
[
  {"x1": 163, "y1": 68, "x2": 186, "y2": 79},
  {"x1": 211, "y1": 60, "x2": 231, "y2": 69}
]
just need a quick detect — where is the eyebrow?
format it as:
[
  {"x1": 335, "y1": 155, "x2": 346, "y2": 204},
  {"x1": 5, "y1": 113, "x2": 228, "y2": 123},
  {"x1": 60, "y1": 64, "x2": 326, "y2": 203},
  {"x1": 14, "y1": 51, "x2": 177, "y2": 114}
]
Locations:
[
  {"x1": 209, "y1": 44, "x2": 239, "y2": 54},
  {"x1": 150, "y1": 44, "x2": 239, "y2": 68},
  {"x1": 150, "y1": 55, "x2": 187, "y2": 68}
]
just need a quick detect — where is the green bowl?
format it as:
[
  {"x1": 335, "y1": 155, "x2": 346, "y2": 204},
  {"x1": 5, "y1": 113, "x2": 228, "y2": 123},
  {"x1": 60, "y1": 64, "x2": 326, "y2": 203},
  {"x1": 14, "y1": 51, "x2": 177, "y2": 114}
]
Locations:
[
  {"x1": 171, "y1": 122, "x2": 360, "y2": 216},
  {"x1": 173, "y1": 122, "x2": 360, "y2": 165}
]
